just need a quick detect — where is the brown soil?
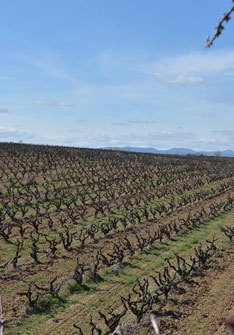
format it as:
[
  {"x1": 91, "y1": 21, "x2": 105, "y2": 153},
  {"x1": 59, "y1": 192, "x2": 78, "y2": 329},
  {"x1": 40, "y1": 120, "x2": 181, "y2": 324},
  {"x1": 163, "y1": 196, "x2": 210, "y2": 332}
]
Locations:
[{"x1": 161, "y1": 247, "x2": 234, "y2": 335}]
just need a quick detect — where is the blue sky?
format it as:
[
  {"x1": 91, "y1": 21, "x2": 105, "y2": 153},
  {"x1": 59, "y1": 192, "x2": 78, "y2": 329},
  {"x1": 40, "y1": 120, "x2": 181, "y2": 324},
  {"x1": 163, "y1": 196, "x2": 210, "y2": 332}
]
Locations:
[{"x1": 0, "y1": 0, "x2": 234, "y2": 150}]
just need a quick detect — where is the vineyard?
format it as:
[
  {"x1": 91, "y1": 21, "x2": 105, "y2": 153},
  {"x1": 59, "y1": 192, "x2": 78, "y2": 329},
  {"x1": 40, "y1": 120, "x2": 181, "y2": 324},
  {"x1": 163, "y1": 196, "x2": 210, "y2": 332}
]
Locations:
[{"x1": 0, "y1": 142, "x2": 234, "y2": 335}]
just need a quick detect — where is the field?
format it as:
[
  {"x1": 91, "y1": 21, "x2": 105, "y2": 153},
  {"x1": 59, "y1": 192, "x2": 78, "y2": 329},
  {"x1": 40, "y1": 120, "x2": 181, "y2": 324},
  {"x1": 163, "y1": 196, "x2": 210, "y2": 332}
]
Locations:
[{"x1": 0, "y1": 142, "x2": 234, "y2": 335}]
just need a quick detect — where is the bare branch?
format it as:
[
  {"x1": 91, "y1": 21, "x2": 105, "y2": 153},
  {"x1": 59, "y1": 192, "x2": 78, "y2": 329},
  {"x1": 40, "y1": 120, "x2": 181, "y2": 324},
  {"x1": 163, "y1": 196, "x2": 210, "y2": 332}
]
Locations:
[
  {"x1": 150, "y1": 314, "x2": 160, "y2": 335},
  {"x1": 206, "y1": 2, "x2": 234, "y2": 47},
  {"x1": 0, "y1": 296, "x2": 5, "y2": 335},
  {"x1": 112, "y1": 326, "x2": 123, "y2": 335},
  {"x1": 111, "y1": 314, "x2": 161, "y2": 335}
]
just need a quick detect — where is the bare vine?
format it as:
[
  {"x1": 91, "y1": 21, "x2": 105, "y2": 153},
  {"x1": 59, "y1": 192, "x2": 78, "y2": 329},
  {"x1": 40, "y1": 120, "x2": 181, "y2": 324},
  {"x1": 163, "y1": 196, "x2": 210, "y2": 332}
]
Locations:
[
  {"x1": 206, "y1": 1, "x2": 234, "y2": 47},
  {"x1": 0, "y1": 297, "x2": 4, "y2": 335}
]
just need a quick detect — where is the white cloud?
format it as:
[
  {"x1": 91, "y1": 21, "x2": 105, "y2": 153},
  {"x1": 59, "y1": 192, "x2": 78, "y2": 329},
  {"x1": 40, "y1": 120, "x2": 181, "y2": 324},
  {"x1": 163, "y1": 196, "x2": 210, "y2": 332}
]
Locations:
[
  {"x1": 167, "y1": 75, "x2": 205, "y2": 85},
  {"x1": 113, "y1": 119, "x2": 157, "y2": 126},
  {"x1": 153, "y1": 50, "x2": 234, "y2": 76},
  {"x1": 212, "y1": 130, "x2": 234, "y2": 137},
  {"x1": 33, "y1": 99, "x2": 72, "y2": 107},
  {"x1": 154, "y1": 73, "x2": 205, "y2": 86},
  {"x1": 0, "y1": 127, "x2": 33, "y2": 141},
  {"x1": 74, "y1": 130, "x2": 197, "y2": 148},
  {"x1": 128, "y1": 119, "x2": 157, "y2": 124},
  {"x1": 148, "y1": 49, "x2": 234, "y2": 87},
  {"x1": 113, "y1": 122, "x2": 129, "y2": 126},
  {"x1": 0, "y1": 126, "x2": 232, "y2": 151},
  {"x1": 66, "y1": 128, "x2": 234, "y2": 151},
  {"x1": 0, "y1": 127, "x2": 70, "y2": 144}
]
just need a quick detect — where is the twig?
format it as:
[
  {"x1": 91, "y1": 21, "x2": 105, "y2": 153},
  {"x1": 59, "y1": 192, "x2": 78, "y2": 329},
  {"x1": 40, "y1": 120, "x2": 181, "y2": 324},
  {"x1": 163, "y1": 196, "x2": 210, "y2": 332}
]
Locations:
[
  {"x1": 150, "y1": 314, "x2": 161, "y2": 335},
  {"x1": 206, "y1": 1, "x2": 234, "y2": 47},
  {"x1": 0, "y1": 296, "x2": 5, "y2": 335},
  {"x1": 112, "y1": 314, "x2": 161, "y2": 334},
  {"x1": 112, "y1": 325, "x2": 123, "y2": 335}
]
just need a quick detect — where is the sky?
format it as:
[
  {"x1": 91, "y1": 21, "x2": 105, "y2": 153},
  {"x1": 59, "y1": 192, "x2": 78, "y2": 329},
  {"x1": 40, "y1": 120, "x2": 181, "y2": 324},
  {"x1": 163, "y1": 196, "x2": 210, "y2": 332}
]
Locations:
[{"x1": 0, "y1": 0, "x2": 234, "y2": 151}]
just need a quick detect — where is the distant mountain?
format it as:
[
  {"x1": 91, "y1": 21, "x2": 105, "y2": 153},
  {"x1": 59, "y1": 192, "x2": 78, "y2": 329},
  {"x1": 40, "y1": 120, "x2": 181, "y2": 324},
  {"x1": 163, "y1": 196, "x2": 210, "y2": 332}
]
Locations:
[
  {"x1": 103, "y1": 146, "x2": 234, "y2": 157},
  {"x1": 221, "y1": 150, "x2": 234, "y2": 157},
  {"x1": 166, "y1": 147, "x2": 198, "y2": 155}
]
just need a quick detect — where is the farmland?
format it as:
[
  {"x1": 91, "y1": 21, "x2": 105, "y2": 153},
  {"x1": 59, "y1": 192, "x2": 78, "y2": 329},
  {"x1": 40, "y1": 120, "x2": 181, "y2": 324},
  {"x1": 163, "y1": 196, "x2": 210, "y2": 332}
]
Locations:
[{"x1": 0, "y1": 142, "x2": 234, "y2": 335}]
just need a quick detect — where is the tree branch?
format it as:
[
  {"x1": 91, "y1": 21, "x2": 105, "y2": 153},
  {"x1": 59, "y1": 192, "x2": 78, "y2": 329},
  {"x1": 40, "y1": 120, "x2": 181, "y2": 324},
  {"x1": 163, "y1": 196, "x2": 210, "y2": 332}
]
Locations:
[
  {"x1": 206, "y1": 1, "x2": 234, "y2": 47},
  {"x1": 0, "y1": 297, "x2": 5, "y2": 335}
]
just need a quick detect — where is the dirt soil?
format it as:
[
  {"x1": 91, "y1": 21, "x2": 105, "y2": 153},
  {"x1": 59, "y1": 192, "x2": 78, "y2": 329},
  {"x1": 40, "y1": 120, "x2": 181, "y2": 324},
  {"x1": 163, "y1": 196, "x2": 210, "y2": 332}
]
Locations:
[{"x1": 161, "y1": 247, "x2": 234, "y2": 335}]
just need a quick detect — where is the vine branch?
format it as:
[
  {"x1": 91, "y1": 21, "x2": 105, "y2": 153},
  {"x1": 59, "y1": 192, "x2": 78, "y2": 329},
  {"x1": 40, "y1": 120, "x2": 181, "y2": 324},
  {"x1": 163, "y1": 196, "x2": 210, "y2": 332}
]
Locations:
[
  {"x1": 0, "y1": 297, "x2": 5, "y2": 335},
  {"x1": 206, "y1": 1, "x2": 234, "y2": 47}
]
